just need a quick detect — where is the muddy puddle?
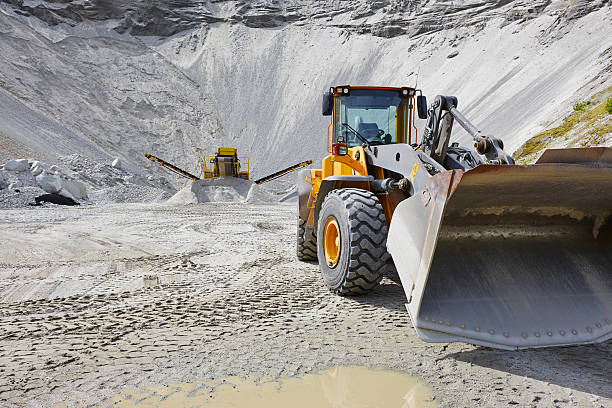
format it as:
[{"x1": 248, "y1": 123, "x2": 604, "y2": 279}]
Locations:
[{"x1": 99, "y1": 366, "x2": 436, "y2": 407}]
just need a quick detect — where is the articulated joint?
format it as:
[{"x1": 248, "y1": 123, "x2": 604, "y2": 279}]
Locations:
[{"x1": 474, "y1": 137, "x2": 490, "y2": 155}]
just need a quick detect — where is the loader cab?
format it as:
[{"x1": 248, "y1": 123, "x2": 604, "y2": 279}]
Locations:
[{"x1": 324, "y1": 86, "x2": 423, "y2": 149}]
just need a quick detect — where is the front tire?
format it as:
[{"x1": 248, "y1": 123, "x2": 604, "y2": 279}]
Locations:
[{"x1": 317, "y1": 188, "x2": 390, "y2": 295}]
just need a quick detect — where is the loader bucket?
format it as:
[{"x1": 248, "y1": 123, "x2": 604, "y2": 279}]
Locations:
[{"x1": 387, "y1": 150, "x2": 612, "y2": 350}]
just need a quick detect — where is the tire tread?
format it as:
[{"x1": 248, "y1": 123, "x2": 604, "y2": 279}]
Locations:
[
  {"x1": 297, "y1": 218, "x2": 317, "y2": 261},
  {"x1": 320, "y1": 188, "x2": 391, "y2": 295}
]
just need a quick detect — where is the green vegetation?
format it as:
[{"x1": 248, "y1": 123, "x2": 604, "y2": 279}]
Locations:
[
  {"x1": 573, "y1": 100, "x2": 592, "y2": 111},
  {"x1": 514, "y1": 110, "x2": 583, "y2": 160},
  {"x1": 514, "y1": 94, "x2": 611, "y2": 161},
  {"x1": 579, "y1": 122, "x2": 611, "y2": 147}
]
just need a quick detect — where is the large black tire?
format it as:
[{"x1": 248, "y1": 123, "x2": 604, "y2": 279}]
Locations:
[
  {"x1": 297, "y1": 217, "x2": 317, "y2": 261},
  {"x1": 317, "y1": 188, "x2": 390, "y2": 295}
]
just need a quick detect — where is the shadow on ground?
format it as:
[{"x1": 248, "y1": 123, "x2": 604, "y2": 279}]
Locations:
[
  {"x1": 345, "y1": 270, "x2": 612, "y2": 399},
  {"x1": 446, "y1": 341, "x2": 612, "y2": 399},
  {"x1": 348, "y1": 278, "x2": 407, "y2": 313}
]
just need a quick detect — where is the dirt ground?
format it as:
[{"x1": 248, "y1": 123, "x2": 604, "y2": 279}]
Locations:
[{"x1": 0, "y1": 203, "x2": 610, "y2": 407}]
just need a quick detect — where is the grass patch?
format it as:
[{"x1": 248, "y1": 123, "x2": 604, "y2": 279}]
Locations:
[
  {"x1": 514, "y1": 97, "x2": 611, "y2": 161},
  {"x1": 588, "y1": 122, "x2": 612, "y2": 138},
  {"x1": 573, "y1": 100, "x2": 592, "y2": 111},
  {"x1": 514, "y1": 110, "x2": 584, "y2": 160},
  {"x1": 579, "y1": 125, "x2": 608, "y2": 147}
]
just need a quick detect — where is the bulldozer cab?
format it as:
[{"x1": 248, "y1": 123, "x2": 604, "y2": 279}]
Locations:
[{"x1": 324, "y1": 86, "x2": 427, "y2": 149}]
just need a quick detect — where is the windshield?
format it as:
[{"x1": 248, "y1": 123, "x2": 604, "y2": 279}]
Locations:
[{"x1": 334, "y1": 89, "x2": 407, "y2": 147}]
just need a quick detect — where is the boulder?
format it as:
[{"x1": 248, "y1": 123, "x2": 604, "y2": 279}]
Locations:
[
  {"x1": 36, "y1": 171, "x2": 62, "y2": 194},
  {"x1": 49, "y1": 165, "x2": 61, "y2": 174},
  {"x1": 59, "y1": 178, "x2": 88, "y2": 200},
  {"x1": 3, "y1": 159, "x2": 29, "y2": 172},
  {"x1": 30, "y1": 161, "x2": 48, "y2": 177},
  {"x1": 111, "y1": 158, "x2": 121, "y2": 169}
]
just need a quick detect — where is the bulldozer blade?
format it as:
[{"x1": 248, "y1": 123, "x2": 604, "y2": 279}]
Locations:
[{"x1": 387, "y1": 159, "x2": 612, "y2": 350}]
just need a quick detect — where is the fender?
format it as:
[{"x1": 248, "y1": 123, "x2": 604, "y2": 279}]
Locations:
[{"x1": 313, "y1": 175, "x2": 374, "y2": 232}]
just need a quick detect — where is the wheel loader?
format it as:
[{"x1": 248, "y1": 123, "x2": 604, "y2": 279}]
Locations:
[{"x1": 297, "y1": 85, "x2": 612, "y2": 350}]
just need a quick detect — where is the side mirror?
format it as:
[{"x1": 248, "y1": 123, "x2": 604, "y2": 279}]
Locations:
[
  {"x1": 417, "y1": 95, "x2": 428, "y2": 119},
  {"x1": 322, "y1": 91, "x2": 333, "y2": 116}
]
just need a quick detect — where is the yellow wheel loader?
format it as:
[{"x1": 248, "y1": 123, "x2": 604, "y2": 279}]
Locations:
[{"x1": 297, "y1": 85, "x2": 612, "y2": 350}]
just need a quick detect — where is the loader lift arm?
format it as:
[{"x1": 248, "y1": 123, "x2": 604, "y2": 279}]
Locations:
[
  {"x1": 254, "y1": 160, "x2": 313, "y2": 184},
  {"x1": 145, "y1": 153, "x2": 200, "y2": 181},
  {"x1": 421, "y1": 95, "x2": 514, "y2": 165}
]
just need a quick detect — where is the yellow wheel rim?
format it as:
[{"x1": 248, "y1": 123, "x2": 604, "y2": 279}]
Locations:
[{"x1": 324, "y1": 217, "x2": 341, "y2": 268}]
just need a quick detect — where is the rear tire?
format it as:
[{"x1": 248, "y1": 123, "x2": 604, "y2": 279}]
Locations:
[
  {"x1": 317, "y1": 188, "x2": 390, "y2": 295},
  {"x1": 297, "y1": 217, "x2": 317, "y2": 261}
]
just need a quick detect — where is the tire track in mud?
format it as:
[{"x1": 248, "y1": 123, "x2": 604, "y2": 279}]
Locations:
[
  {"x1": 0, "y1": 255, "x2": 324, "y2": 341},
  {"x1": 1, "y1": 203, "x2": 611, "y2": 408},
  {"x1": 0, "y1": 224, "x2": 329, "y2": 407}
]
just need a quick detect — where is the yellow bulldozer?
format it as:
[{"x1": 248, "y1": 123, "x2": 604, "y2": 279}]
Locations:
[{"x1": 297, "y1": 85, "x2": 612, "y2": 350}]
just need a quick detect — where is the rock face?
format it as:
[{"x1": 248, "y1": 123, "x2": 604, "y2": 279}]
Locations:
[
  {"x1": 2, "y1": 1, "x2": 608, "y2": 38},
  {"x1": 0, "y1": 0, "x2": 609, "y2": 181}
]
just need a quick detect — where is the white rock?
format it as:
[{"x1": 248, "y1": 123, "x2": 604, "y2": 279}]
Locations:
[
  {"x1": 58, "y1": 188, "x2": 77, "y2": 201},
  {"x1": 30, "y1": 160, "x2": 47, "y2": 169},
  {"x1": 111, "y1": 158, "x2": 122, "y2": 169},
  {"x1": 30, "y1": 161, "x2": 48, "y2": 177},
  {"x1": 49, "y1": 165, "x2": 60, "y2": 174},
  {"x1": 36, "y1": 171, "x2": 62, "y2": 193},
  {"x1": 8, "y1": 181, "x2": 22, "y2": 190},
  {"x1": 59, "y1": 178, "x2": 88, "y2": 200},
  {"x1": 3, "y1": 159, "x2": 29, "y2": 172}
]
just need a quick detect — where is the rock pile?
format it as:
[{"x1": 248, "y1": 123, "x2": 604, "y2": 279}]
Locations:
[
  {"x1": 0, "y1": 158, "x2": 88, "y2": 208},
  {"x1": 167, "y1": 177, "x2": 279, "y2": 205},
  {"x1": 0, "y1": 155, "x2": 176, "y2": 208}
]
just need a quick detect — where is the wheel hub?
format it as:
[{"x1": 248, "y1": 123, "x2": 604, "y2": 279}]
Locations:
[{"x1": 323, "y1": 217, "x2": 340, "y2": 268}]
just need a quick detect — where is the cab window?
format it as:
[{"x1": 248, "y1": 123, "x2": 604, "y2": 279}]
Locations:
[{"x1": 334, "y1": 89, "x2": 408, "y2": 147}]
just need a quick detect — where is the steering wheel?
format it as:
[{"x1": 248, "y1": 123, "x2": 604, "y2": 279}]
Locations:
[{"x1": 369, "y1": 129, "x2": 389, "y2": 144}]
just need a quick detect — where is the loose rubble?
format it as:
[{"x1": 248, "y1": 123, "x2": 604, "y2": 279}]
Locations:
[
  {"x1": 0, "y1": 155, "x2": 176, "y2": 209},
  {"x1": 167, "y1": 177, "x2": 279, "y2": 204}
]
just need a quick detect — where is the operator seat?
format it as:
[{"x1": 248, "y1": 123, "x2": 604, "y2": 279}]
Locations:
[{"x1": 356, "y1": 122, "x2": 381, "y2": 141}]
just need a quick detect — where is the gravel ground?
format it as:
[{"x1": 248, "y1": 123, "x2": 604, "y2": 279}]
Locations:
[{"x1": 0, "y1": 203, "x2": 610, "y2": 407}]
